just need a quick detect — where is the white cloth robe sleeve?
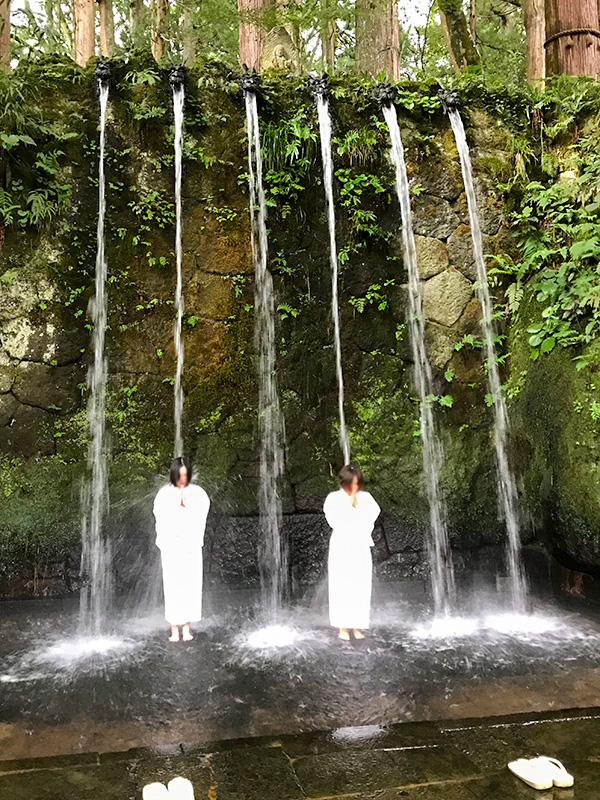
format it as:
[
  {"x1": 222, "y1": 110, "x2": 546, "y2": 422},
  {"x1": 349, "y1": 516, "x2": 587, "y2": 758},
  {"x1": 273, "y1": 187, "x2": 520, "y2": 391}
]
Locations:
[
  {"x1": 153, "y1": 484, "x2": 210, "y2": 625},
  {"x1": 325, "y1": 489, "x2": 381, "y2": 629}
]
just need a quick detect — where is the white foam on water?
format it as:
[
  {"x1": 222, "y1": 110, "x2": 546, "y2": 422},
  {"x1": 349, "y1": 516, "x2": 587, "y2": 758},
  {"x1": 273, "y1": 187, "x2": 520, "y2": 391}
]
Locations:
[
  {"x1": 484, "y1": 613, "x2": 558, "y2": 635},
  {"x1": 244, "y1": 625, "x2": 299, "y2": 649},
  {"x1": 410, "y1": 616, "x2": 479, "y2": 640},
  {"x1": 34, "y1": 636, "x2": 134, "y2": 666},
  {"x1": 331, "y1": 725, "x2": 385, "y2": 742}
]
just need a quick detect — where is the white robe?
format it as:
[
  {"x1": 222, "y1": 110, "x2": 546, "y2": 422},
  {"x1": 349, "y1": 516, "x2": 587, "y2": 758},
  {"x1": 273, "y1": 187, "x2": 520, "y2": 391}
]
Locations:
[
  {"x1": 153, "y1": 483, "x2": 210, "y2": 626},
  {"x1": 324, "y1": 488, "x2": 381, "y2": 629}
]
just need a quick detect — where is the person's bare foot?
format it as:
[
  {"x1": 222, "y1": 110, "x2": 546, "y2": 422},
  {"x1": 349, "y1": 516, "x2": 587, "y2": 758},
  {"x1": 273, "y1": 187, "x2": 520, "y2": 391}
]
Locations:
[
  {"x1": 353, "y1": 628, "x2": 365, "y2": 640},
  {"x1": 338, "y1": 628, "x2": 350, "y2": 641},
  {"x1": 182, "y1": 624, "x2": 193, "y2": 642},
  {"x1": 169, "y1": 626, "x2": 180, "y2": 643}
]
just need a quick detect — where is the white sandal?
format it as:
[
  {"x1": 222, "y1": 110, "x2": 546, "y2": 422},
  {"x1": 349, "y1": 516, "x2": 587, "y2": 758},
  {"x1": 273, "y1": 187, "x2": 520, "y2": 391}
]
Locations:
[
  {"x1": 142, "y1": 784, "x2": 170, "y2": 799},
  {"x1": 508, "y1": 758, "x2": 553, "y2": 790},
  {"x1": 533, "y1": 757, "x2": 574, "y2": 788},
  {"x1": 168, "y1": 777, "x2": 195, "y2": 799}
]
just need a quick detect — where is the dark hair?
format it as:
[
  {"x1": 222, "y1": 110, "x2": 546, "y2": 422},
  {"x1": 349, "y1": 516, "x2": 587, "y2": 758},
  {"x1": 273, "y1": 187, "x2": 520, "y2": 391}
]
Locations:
[
  {"x1": 169, "y1": 456, "x2": 192, "y2": 486},
  {"x1": 338, "y1": 463, "x2": 364, "y2": 490}
]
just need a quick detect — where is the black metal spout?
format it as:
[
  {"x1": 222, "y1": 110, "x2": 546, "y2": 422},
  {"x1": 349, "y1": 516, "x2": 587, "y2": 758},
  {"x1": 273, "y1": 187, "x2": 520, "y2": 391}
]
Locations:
[
  {"x1": 239, "y1": 70, "x2": 262, "y2": 94},
  {"x1": 94, "y1": 59, "x2": 112, "y2": 85},
  {"x1": 308, "y1": 73, "x2": 330, "y2": 101},
  {"x1": 438, "y1": 88, "x2": 461, "y2": 113},
  {"x1": 371, "y1": 82, "x2": 396, "y2": 108},
  {"x1": 167, "y1": 65, "x2": 187, "y2": 90}
]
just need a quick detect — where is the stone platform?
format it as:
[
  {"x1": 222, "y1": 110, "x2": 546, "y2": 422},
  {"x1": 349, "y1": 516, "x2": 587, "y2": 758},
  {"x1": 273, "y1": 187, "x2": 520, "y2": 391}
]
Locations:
[{"x1": 1, "y1": 709, "x2": 598, "y2": 799}]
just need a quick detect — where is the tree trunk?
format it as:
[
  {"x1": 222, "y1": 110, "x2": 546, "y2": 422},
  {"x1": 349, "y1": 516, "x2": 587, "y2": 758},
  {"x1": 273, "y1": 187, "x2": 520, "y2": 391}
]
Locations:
[
  {"x1": 277, "y1": 0, "x2": 301, "y2": 54},
  {"x1": 150, "y1": 0, "x2": 169, "y2": 61},
  {"x1": 238, "y1": 0, "x2": 275, "y2": 70},
  {"x1": 355, "y1": 0, "x2": 401, "y2": 80},
  {"x1": 321, "y1": 0, "x2": 336, "y2": 71},
  {"x1": 129, "y1": 0, "x2": 144, "y2": 48},
  {"x1": 182, "y1": 0, "x2": 197, "y2": 65},
  {"x1": 469, "y1": 0, "x2": 476, "y2": 41},
  {"x1": 73, "y1": 0, "x2": 95, "y2": 66},
  {"x1": 0, "y1": 0, "x2": 10, "y2": 70},
  {"x1": 524, "y1": 0, "x2": 546, "y2": 84},
  {"x1": 98, "y1": 0, "x2": 115, "y2": 57},
  {"x1": 438, "y1": 0, "x2": 479, "y2": 70},
  {"x1": 544, "y1": 0, "x2": 600, "y2": 77}
]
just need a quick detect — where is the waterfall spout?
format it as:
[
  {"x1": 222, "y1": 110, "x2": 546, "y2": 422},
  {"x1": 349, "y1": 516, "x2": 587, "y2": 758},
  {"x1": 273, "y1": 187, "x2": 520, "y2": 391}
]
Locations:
[
  {"x1": 445, "y1": 106, "x2": 528, "y2": 611},
  {"x1": 80, "y1": 70, "x2": 112, "y2": 635},
  {"x1": 372, "y1": 81, "x2": 396, "y2": 108},
  {"x1": 437, "y1": 88, "x2": 461, "y2": 114},
  {"x1": 167, "y1": 65, "x2": 186, "y2": 89},
  {"x1": 239, "y1": 71, "x2": 262, "y2": 95},
  {"x1": 308, "y1": 73, "x2": 330, "y2": 100},
  {"x1": 242, "y1": 86, "x2": 287, "y2": 620},
  {"x1": 382, "y1": 102, "x2": 455, "y2": 617},
  {"x1": 171, "y1": 72, "x2": 185, "y2": 457},
  {"x1": 312, "y1": 80, "x2": 351, "y2": 465},
  {"x1": 93, "y1": 59, "x2": 112, "y2": 86}
]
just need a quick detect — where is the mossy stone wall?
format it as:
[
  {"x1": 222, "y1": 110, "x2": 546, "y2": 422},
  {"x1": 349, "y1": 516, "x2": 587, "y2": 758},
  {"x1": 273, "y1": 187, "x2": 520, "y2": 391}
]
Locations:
[{"x1": 0, "y1": 58, "x2": 551, "y2": 594}]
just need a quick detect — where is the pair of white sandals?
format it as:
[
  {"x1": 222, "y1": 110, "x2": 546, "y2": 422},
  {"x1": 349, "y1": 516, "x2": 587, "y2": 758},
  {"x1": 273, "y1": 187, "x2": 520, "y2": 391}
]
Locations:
[
  {"x1": 143, "y1": 777, "x2": 194, "y2": 799},
  {"x1": 508, "y1": 757, "x2": 574, "y2": 791}
]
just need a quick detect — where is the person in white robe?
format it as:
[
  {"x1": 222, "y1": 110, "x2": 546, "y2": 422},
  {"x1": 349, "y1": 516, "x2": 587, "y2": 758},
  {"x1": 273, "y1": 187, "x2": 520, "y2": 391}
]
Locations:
[
  {"x1": 153, "y1": 456, "x2": 210, "y2": 642},
  {"x1": 324, "y1": 464, "x2": 380, "y2": 641}
]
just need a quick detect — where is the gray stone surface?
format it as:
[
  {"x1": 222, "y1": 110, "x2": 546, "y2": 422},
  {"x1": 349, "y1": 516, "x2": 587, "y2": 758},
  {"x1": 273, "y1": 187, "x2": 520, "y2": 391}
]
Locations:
[
  {"x1": 412, "y1": 195, "x2": 459, "y2": 240},
  {"x1": 0, "y1": 392, "x2": 17, "y2": 426},
  {"x1": 12, "y1": 362, "x2": 82, "y2": 414},
  {"x1": 447, "y1": 224, "x2": 495, "y2": 282},
  {"x1": 414, "y1": 236, "x2": 450, "y2": 280},
  {"x1": 1, "y1": 312, "x2": 85, "y2": 365},
  {"x1": 426, "y1": 322, "x2": 459, "y2": 367},
  {"x1": 423, "y1": 268, "x2": 473, "y2": 327},
  {"x1": 410, "y1": 162, "x2": 462, "y2": 202},
  {"x1": 0, "y1": 404, "x2": 56, "y2": 457},
  {"x1": 1, "y1": 699, "x2": 600, "y2": 798},
  {"x1": 0, "y1": 350, "x2": 16, "y2": 393},
  {"x1": 210, "y1": 747, "x2": 303, "y2": 800}
]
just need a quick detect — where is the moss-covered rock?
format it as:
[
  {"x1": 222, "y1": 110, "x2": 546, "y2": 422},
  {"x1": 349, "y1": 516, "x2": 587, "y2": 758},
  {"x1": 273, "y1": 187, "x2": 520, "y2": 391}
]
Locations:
[{"x1": 0, "y1": 57, "x2": 570, "y2": 593}]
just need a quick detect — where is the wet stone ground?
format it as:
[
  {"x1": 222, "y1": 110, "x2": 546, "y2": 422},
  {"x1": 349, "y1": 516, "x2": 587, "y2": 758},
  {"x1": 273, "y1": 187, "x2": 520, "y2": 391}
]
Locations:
[
  {"x1": 0, "y1": 709, "x2": 599, "y2": 799},
  {"x1": 3, "y1": 585, "x2": 600, "y2": 762}
]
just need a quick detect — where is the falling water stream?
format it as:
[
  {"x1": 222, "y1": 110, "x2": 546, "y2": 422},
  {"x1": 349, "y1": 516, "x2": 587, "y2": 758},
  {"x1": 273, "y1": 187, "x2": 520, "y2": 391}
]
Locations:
[
  {"x1": 242, "y1": 80, "x2": 286, "y2": 621},
  {"x1": 446, "y1": 105, "x2": 527, "y2": 610},
  {"x1": 80, "y1": 66, "x2": 112, "y2": 634},
  {"x1": 382, "y1": 99, "x2": 455, "y2": 617},
  {"x1": 170, "y1": 69, "x2": 185, "y2": 457},
  {"x1": 312, "y1": 82, "x2": 350, "y2": 465}
]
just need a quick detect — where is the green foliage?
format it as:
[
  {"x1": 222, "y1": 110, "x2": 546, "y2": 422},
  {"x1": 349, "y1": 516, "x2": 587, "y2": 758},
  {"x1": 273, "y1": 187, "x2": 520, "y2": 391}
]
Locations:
[
  {"x1": 334, "y1": 124, "x2": 381, "y2": 166},
  {"x1": 0, "y1": 455, "x2": 80, "y2": 585},
  {"x1": 0, "y1": 68, "x2": 78, "y2": 228},
  {"x1": 349, "y1": 280, "x2": 396, "y2": 313},
  {"x1": 506, "y1": 149, "x2": 600, "y2": 359}
]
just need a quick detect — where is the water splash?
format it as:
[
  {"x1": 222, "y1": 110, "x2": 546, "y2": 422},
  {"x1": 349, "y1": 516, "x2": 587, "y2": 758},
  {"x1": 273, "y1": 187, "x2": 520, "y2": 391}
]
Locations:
[
  {"x1": 382, "y1": 101, "x2": 455, "y2": 616},
  {"x1": 80, "y1": 71, "x2": 112, "y2": 634},
  {"x1": 243, "y1": 86, "x2": 287, "y2": 621},
  {"x1": 313, "y1": 87, "x2": 350, "y2": 464},
  {"x1": 245, "y1": 625, "x2": 298, "y2": 649},
  {"x1": 447, "y1": 107, "x2": 527, "y2": 611},
  {"x1": 171, "y1": 76, "x2": 185, "y2": 456}
]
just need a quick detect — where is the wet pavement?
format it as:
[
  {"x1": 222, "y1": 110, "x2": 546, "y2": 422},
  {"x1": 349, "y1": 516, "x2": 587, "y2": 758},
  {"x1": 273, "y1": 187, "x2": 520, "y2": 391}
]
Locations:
[
  {"x1": 0, "y1": 708, "x2": 598, "y2": 799},
  {"x1": 3, "y1": 587, "x2": 600, "y2": 762}
]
